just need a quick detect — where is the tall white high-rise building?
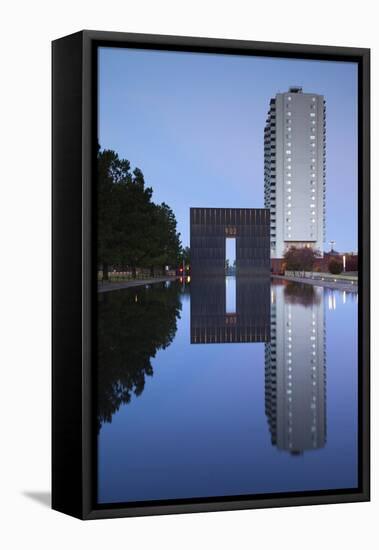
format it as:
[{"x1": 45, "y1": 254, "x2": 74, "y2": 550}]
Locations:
[{"x1": 264, "y1": 87, "x2": 326, "y2": 259}]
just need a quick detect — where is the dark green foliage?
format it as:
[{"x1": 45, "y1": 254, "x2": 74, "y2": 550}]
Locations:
[
  {"x1": 97, "y1": 147, "x2": 182, "y2": 278},
  {"x1": 284, "y1": 246, "x2": 320, "y2": 273},
  {"x1": 328, "y1": 258, "x2": 343, "y2": 274},
  {"x1": 181, "y1": 246, "x2": 190, "y2": 266},
  {"x1": 97, "y1": 282, "x2": 182, "y2": 429}
]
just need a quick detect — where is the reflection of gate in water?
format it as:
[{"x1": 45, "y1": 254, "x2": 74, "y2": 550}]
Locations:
[{"x1": 190, "y1": 277, "x2": 270, "y2": 344}]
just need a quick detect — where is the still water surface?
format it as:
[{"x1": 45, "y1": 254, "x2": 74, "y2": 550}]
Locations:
[{"x1": 97, "y1": 278, "x2": 358, "y2": 504}]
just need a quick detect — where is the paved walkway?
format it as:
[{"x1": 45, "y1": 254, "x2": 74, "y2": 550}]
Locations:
[
  {"x1": 98, "y1": 276, "x2": 178, "y2": 293},
  {"x1": 272, "y1": 274, "x2": 358, "y2": 293}
]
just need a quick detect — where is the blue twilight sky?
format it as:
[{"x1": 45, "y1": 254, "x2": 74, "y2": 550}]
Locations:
[{"x1": 98, "y1": 47, "x2": 358, "y2": 252}]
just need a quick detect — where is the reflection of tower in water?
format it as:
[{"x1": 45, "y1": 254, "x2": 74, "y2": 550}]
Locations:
[{"x1": 265, "y1": 282, "x2": 326, "y2": 454}]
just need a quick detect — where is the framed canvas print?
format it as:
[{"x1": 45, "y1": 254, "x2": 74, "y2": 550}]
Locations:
[{"x1": 52, "y1": 30, "x2": 370, "y2": 519}]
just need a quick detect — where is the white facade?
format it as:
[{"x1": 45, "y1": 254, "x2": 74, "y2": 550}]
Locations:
[
  {"x1": 264, "y1": 87, "x2": 326, "y2": 259},
  {"x1": 265, "y1": 283, "x2": 326, "y2": 454}
]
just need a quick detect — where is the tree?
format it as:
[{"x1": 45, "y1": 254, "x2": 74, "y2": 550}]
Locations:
[
  {"x1": 97, "y1": 148, "x2": 132, "y2": 279},
  {"x1": 329, "y1": 257, "x2": 343, "y2": 274},
  {"x1": 116, "y1": 168, "x2": 160, "y2": 277},
  {"x1": 150, "y1": 202, "x2": 182, "y2": 273},
  {"x1": 180, "y1": 246, "x2": 190, "y2": 269},
  {"x1": 97, "y1": 148, "x2": 182, "y2": 279},
  {"x1": 284, "y1": 246, "x2": 320, "y2": 275}
]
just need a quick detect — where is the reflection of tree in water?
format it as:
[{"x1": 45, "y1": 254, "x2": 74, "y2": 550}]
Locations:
[
  {"x1": 97, "y1": 282, "x2": 181, "y2": 429},
  {"x1": 284, "y1": 282, "x2": 321, "y2": 306}
]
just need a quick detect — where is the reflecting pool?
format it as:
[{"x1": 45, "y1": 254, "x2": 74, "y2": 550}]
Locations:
[{"x1": 97, "y1": 277, "x2": 358, "y2": 504}]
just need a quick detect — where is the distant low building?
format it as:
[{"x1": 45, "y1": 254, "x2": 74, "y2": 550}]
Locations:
[{"x1": 313, "y1": 250, "x2": 358, "y2": 273}]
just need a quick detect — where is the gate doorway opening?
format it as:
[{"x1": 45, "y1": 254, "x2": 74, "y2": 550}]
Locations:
[{"x1": 225, "y1": 237, "x2": 236, "y2": 275}]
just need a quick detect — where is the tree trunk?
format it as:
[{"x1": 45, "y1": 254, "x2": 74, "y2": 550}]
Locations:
[
  {"x1": 103, "y1": 262, "x2": 109, "y2": 281},
  {"x1": 150, "y1": 265, "x2": 154, "y2": 277},
  {"x1": 132, "y1": 266, "x2": 136, "y2": 279}
]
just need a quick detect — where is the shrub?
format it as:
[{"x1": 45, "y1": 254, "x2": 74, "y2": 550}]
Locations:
[
  {"x1": 328, "y1": 258, "x2": 343, "y2": 275},
  {"x1": 283, "y1": 246, "x2": 319, "y2": 274}
]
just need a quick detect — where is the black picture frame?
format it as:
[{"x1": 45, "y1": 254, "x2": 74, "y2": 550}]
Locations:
[{"x1": 52, "y1": 30, "x2": 370, "y2": 520}]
